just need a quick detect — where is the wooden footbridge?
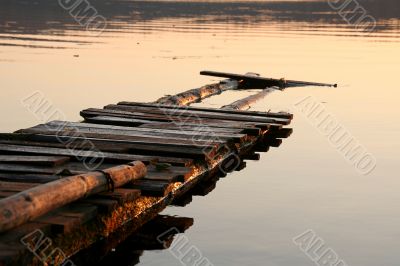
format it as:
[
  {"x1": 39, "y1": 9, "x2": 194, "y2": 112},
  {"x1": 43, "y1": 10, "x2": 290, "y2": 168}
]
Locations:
[{"x1": 0, "y1": 71, "x2": 335, "y2": 265}]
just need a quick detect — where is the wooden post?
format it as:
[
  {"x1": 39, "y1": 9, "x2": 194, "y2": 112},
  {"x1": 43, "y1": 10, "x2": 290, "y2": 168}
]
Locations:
[{"x1": 0, "y1": 161, "x2": 146, "y2": 233}]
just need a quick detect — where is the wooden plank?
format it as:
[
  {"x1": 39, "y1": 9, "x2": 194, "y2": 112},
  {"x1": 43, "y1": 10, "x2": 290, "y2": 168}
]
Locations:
[
  {"x1": 138, "y1": 122, "x2": 261, "y2": 136},
  {"x1": 128, "y1": 180, "x2": 170, "y2": 197},
  {"x1": 45, "y1": 120, "x2": 246, "y2": 141},
  {"x1": 35, "y1": 214, "x2": 82, "y2": 234},
  {"x1": 86, "y1": 115, "x2": 263, "y2": 135},
  {"x1": 266, "y1": 128, "x2": 293, "y2": 139},
  {"x1": 104, "y1": 104, "x2": 290, "y2": 125},
  {"x1": 0, "y1": 191, "x2": 16, "y2": 198},
  {"x1": 144, "y1": 165, "x2": 193, "y2": 183},
  {"x1": 81, "y1": 108, "x2": 278, "y2": 129},
  {"x1": 56, "y1": 204, "x2": 98, "y2": 224},
  {"x1": 0, "y1": 181, "x2": 40, "y2": 192},
  {"x1": 243, "y1": 153, "x2": 261, "y2": 161},
  {"x1": 0, "y1": 163, "x2": 83, "y2": 175},
  {"x1": 0, "y1": 137, "x2": 217, "y2": 161},
  {"x1": 84, "y1": 115, "x2": 155, "y2": 127},
  {"x1": 17, "y1": 126, "x2": 230, "y2": 146},
  {"x1": 118, "y1": 101, "x2": 293, "y2": 119},
  {"x1": 0, "y1": 173, "x2": 61, "y2": 183},
  {"x1": 265, "y1": 138, "x2": 283, "y2": 148},
  {"x1": 0, "y1": 144, "x2": 193, "y2": 166},
  {"x1": 97, "y1": 188, "x2": 141, "y2": 204},
  {"x1": 0, "y1": 155, "x2": 69, "y2": 166},
  {"x1": 79, "y1": 198, "x2": 118, "y2": 213}
]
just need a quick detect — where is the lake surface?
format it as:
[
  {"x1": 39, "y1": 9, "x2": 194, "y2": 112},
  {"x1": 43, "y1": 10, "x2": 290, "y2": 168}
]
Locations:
[{"x1": 1, "y1": 0, "x2": 399, "y2": 265}]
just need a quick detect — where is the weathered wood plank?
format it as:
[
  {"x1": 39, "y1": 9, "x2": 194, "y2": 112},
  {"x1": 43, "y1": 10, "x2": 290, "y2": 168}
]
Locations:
[
  {"x1": 128, "y1": 180, "x2": 170, "y2": 197},
  {"x1": 86, "y1": 115, "x2": 264, "y2": 134},
  {"x1": 56, "y1": 204, "x2": 98, "y2": 225},
  {"x1": 45, "y1": 120, "x2": 246, "y2": 141},
  {"x1": 84, "y1": 115, "x2": 154, "y2": 127},
  {"x1": 0, "y1": 144, "x2": 193, "y2": 166},
  {"x1": 79, "y1": 197, "x2": 118, "y2": 213},
  {"x1": 81, "y1": 108, "x2": 281, "y2": 129},
  {"x1": 34, "y1": 213, "x2": 82, "y2": 234},
  {"x1": 104, "y1": 104, "x2": 290, "y2": 124},
  {"x1": 0, "y1": 173, "x2": 61, "y2": 183},
  {"x1": 97, "y1": 188, "x2": 141, "y2": 204},
  {"x1": 0, "y1": 163, "x2": 83, "y2": 175},
  {"x1": 17, "y1": 126, "x2": 229, "y2": 146},
  {"x1": 0, "y1": 155, "x2": 70, "y2": 166},
  {"x1": 0, "y1": 137, "x2": 217, "y2": 161},
  {"x1": 144, "y1": 165, "x2": 193, "y2": 183},
  {"x1": 0, "y1": 181, "x2": 40, "y2": 192},
  {"x1": 118, "y1": 101, "x2": 293, "y2": 119},
  {"x1": 138, "y1": 122, "x2": 261, "y2": 136}
]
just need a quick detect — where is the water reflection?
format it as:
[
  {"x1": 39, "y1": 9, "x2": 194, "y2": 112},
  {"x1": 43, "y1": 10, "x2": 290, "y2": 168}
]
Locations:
[
  {"x1": 0, "y1": 0, "x2": 399, "y2": 49},
  {"x1": 71, "y1": 214, "x2": 194, "y2": 265}
]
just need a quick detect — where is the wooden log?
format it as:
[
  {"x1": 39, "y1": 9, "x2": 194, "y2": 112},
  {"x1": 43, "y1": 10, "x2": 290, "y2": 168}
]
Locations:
[
  {"x1": 155, "y1": 82, "x2": 235, "y2": 106},
  {"x1": 222, "y1": 88, "x2": 278, "y2": 110},
  {"x1": 0, "y1": 161, "x2": 147, "y2": 233},
  {"x1": 118, "y1": 101, "x2": 293, "y2": 119}
]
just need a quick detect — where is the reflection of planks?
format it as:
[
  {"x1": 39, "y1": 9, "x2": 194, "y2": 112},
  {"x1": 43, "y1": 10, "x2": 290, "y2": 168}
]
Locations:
[{"x1": 0, "y1": 100, "x2": 292, "y2": 265}]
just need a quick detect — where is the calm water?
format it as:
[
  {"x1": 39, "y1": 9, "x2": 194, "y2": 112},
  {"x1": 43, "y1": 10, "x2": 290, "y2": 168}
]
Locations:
[{"x1": 1, "y1": 0, "x2": 400, "y2": 265}]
